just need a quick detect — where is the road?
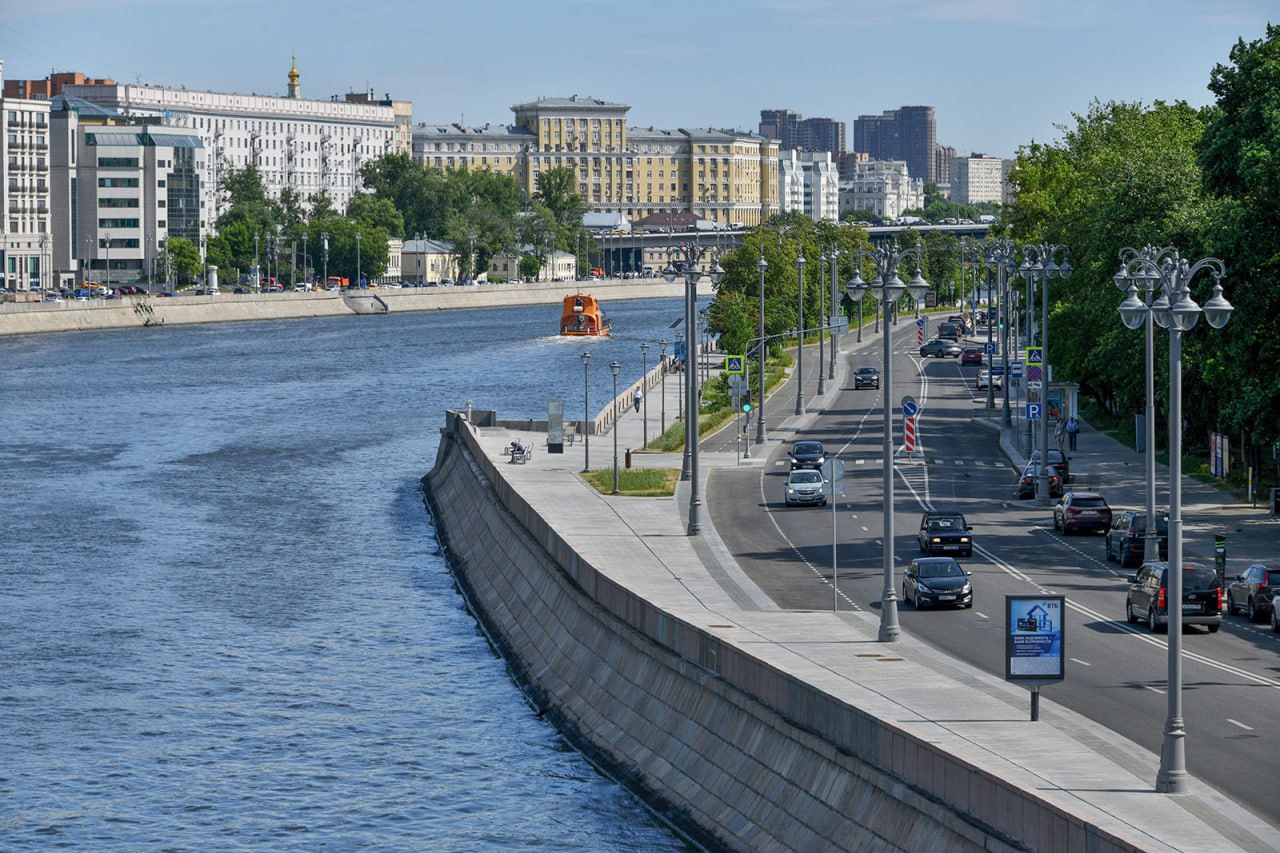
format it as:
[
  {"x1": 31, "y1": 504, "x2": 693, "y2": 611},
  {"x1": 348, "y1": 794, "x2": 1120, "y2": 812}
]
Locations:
[{"x1": 708, "y1": 320, "x2": 1280, "y2": 824}]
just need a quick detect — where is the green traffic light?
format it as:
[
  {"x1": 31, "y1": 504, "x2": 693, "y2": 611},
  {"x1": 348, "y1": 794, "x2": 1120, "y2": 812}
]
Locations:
[{"x1": 742, "y1": 403, "x2": 752, "y2": 412}]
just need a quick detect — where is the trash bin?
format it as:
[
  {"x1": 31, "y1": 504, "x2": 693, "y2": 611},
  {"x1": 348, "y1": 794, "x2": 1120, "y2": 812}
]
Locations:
[{"x1": 625, "y1": 448, "x2": 632, "y2": 469}]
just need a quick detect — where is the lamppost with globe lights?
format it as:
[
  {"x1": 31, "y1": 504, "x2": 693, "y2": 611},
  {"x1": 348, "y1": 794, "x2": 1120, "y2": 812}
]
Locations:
[
  {"x1": 1116, "y1": 246, "x2": 1230, "y2": 795},
  {"x1": 828, "y1": 246, "x2": 839, "y2": 380},
  {"x1": 845, "y1": 241, "x2": 929, "y2": 642},
  {"x1": 659, "y1": 339, "x2": 669, "y2": 434},
  {"x1": 755, "y1": 251, "x2": 768, "y2": 445},
  {"x1": 795, "y1": 250, "x2": 806, "y2": 415},
  {"x1": 1019, "y1": 243, "x2": 1072, "y2": 504},
  {"x1": 816, "y1": 251, "x2": 826, "y2": 397},
  {"x1": 610, "y1": 360, "x2": 621, "y2": 494},
  {"x1": 639, "y1": 341, "x2": 649, "y2": 448},
  {"x1": 581, "y1": 352, "x2": 592, "y2": 473},
  {"x1": 675, "y1": 331, "x2": 684, "y2": 421},
  {"x1": 984, "y1": 238, "x2": 1019, "y2": 418},
  {"x1": 662, "y1": 245, "x2": 725, "y2": 535}
]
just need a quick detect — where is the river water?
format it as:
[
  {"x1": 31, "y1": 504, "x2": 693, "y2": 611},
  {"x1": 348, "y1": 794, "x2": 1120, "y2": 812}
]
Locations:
[{"x1": 0, "y1": 296, "x2": 693, "y2": 850}]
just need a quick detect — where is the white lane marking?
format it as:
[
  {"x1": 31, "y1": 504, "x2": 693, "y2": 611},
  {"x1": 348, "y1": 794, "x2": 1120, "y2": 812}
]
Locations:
[
  {"x1": 1144, "y1": 685, "x2": 1167, "y2": 695},
  {"x1": 758, "y1": 470, "x2": 863, "y2": 612},
  {"x1": 975, "y1": 612, "x2": 989, "y2": 619},
  {"x1": 1070, "y1": 658, "x2": 1092, "y2": 667},
  {"x1": 1227, "y1": 718, "x2": 1254, "y2": 731}
]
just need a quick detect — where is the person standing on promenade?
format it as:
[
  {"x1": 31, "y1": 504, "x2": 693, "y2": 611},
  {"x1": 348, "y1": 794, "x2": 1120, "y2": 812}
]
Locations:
[
  {"x1": 633, "y1": 386, "x2": 642, "y2": 413},
  {"x1": 1066, "y1": 416, "x2": 1080, "y2": 451}
]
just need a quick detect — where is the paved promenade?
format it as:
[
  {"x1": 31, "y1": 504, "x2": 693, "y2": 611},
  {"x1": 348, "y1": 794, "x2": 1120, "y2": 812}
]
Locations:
[{"x1": 472, "y1": 324, "x2": 1276, "y2": 851}]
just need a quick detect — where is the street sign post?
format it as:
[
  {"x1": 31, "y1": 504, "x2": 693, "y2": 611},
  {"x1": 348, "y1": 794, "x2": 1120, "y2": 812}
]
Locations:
[
  {"x1": 902, "y1": 396, "x2": 919, "y2": 454},
  {"x1": 1027, "y1": 402, "x2": 1042, "y2": 421}
]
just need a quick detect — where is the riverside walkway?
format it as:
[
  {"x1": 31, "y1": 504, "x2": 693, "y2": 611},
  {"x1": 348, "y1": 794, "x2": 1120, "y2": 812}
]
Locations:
[{"x1": 458, "y1": 327, "x2": 1275, "y2": 851}]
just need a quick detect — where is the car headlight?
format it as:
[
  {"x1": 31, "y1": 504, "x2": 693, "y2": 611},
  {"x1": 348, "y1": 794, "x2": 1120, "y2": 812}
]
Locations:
[
  {"x1": 961, "y1": 583, "x2": 972, "y2": 594},
  {"x1": 786, "y1": 486, "x2": 797, "y2": 494},
  {"x1": 930, "y1": 537, "x2": 942, "y2": 544},
  {"x1": 959, "y1": 537, "x2": 970, "y2": 544},
  {"x1": 816, "y1": 456, "x2": 825, "y2": 464},
  {"x1": 915, "y1": 581, "x2": 931, "y2": 592}
]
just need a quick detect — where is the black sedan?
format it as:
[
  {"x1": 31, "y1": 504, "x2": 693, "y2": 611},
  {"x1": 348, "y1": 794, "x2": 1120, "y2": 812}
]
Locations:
[
  {"x1": 1017, "y1": 464, "x2": 1063, "y2": 499},
  {"x1": 788, "y1": 440, "x2": 827, "y2": 470},
  {"x1": 853, "y1": 366, "x2": 880, "y2": 389},
  {"x1": 903, "y1": 558, "x2": 974, "y2": 609}
]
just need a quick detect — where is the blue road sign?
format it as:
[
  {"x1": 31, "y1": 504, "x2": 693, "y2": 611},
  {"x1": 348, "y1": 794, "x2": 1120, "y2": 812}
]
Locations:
[
  {"x1": 991, "y1": 365, "x2": 1005, "y2": 376},
  {"x1": 983, "y1": 342, "x2": 996, "y2": 356},
  {"x1": 902, "y1": 396, "x2": 918, "y2": 418},
  {"x1": 1026, "y1": 347, "x2": 1044, "y2": 365},
  {"x1": 1027, "y1": 403, "x2": 1042, "y2": 421},
  {"x1": 916, "y1": 318, "x2": 924, "y2": 328},
  {"x1": 725, "y1": 355, "x2": 744, "y2": 374}
]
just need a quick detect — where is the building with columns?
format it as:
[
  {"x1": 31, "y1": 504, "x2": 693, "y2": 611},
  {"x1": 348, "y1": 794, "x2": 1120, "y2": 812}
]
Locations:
[
  {"x1": 838, "y1": 160, "x2": 925, "y2": 221},
  {"x1": 413, "y1": 96, "x2": 779, "y2": 228}
]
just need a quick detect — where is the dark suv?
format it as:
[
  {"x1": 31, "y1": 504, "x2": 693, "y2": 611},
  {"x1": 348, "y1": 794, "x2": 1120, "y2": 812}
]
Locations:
[
  {"x1": 917, "y1": 512, "x2": 972, "y2": 557},
  {"x1": 1053, "y1": 492, "x2": 1112, "y2": 535},
  {"x1": 853, "y1": 366, "x2": 880, "y2": 389},
  {"x1": 788, "y1": 440, "x2": 827, "y2": 470},
  {"x1": 1027, "y1": 449, "x2": 1070, "y2": 484},
  {"x1": 1104, "y1": 510, "x2": 1169, "y2": 567},
  {"x1": 1226, "y1": 563, "x2": 1280, "y2": 623},
  {"x1": 1125, "y1": 562, "x2": 1222, "y2": 633}
]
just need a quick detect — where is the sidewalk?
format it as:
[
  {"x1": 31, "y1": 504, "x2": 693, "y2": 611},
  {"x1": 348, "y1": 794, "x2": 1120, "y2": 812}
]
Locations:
[{"x1": 477, "y1": 327, "x2": 1275, "y2": 850}]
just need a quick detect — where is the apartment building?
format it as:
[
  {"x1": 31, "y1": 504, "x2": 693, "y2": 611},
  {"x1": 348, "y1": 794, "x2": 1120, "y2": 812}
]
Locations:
[
  {"x1": 779, "y1": 150, "x2": 839, "y2": 222},
  {"x1": 951, "y1": 153, "x2": 1008, "y2": 205},
  {"x1": 759, "y1": 109, "x2": 845, "y2": 154},
  {"x1": 413, "y1": 96, "x2": 780, "y2": 228},
  {"x1": 1, "y1": 60, "x2": 53, "y2": 290},
  {"x1": 853, "y1": 105, "x2": 937, "y2": 183}
]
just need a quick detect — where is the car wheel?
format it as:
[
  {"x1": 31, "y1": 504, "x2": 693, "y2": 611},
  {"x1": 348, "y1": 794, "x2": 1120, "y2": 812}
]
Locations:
[
  {"x1": 964, "y1": 598, "x2": 973, "y2": 609},
  {"x1": 1207, "y1": 624, "x2": 1221, "y2": 634},
  {"x1": 1226, "y1": 593, "x2": 1238, "y2": 616},
  {"x1": 1105, "y1": 540, "x2": 1115, "y2": 561},
  {"x1": 1149, "y1": 608, "x2": 1166, "y2": 634},
  {"x1": 1271, "y1": 607, "x2": 1280, "y2": 634},
  {"x1": 1126, "y1": 599, "x2": 1137, "y2": 624},
  {"x1": 1247, "y1": 597, "x2": 1259, "y2": 622}
]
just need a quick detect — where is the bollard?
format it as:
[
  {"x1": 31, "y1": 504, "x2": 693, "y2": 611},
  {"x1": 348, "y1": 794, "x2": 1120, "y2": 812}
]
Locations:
[{"x1": 625, "y1": 449, "x2": 632, "y2": 469}]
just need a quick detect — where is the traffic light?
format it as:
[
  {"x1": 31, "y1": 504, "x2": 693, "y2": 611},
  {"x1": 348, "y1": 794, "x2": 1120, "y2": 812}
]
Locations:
[{"x1": 741, "y1": 390, "x2": 752, "y2": 413}]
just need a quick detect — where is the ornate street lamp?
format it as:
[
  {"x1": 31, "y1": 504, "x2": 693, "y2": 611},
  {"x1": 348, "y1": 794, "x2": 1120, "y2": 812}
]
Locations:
[
  {"x1": 610, "y1": 360, "x2": 621, "y2": 494},
  {"x1": 639, "y1": 341, "x2": 650, "y2": 448},
  {"x1": 1019, "y1": 243, "x2": 1072, "y2": 504},
  {"x1": 755, "y1": 251, "x2": 768, "y2": 445},
  {"x1": 581, "y1": 351, "x2": 592, "y2": 473},
  {"x1": 659, "y1": 339, "x2": 669, "y2": 434},
  {"x1": 795, "y1": 250, "x2": 806, "y2": 415},
  {"x1": 984, "y1": 238, "x2": 1019, "y2": 419},
  {"x1": 845, "y1": 241, "x2": 928, "y2": 642},
  {"x1": 1116, "y1": 246, "x2": 1230, "y2": 795}
]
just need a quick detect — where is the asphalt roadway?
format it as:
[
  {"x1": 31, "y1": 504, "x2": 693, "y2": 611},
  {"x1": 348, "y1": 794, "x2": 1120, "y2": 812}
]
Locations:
[{"x1": 705, "y1": 316, "x2": 1280, "y2": 826}]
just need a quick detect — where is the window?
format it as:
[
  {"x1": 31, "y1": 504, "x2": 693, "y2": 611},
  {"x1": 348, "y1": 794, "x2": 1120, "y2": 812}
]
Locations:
[{"x1": 98, "y1": 157, "x2": 139, "y2": 168}]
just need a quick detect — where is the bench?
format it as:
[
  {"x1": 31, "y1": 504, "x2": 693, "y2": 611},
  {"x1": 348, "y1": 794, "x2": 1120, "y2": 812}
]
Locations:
[{"x1": 509, "y1": 445, "x2": 532, "y2": 464}]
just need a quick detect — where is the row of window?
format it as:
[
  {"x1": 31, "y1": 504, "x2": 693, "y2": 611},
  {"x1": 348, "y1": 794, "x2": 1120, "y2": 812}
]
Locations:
[{"x1": 7, "y1": 110, "x2": 49, "y2": 126}]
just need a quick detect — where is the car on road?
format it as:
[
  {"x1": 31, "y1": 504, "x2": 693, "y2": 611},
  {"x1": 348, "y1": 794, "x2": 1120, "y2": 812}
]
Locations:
[
  {"x1": 975, "y1": 369, "x2": 1003, "y2": 390},
  {"x1": 783, "y1": 469, "x2": 827, "y2": 506},
  {"x1": 936, "y1": 324, "x2": 961, "y2": 341},
  {"x1": 1104, "y1": 510, "x2": 1169, "y2": 567},
  {"x1": 960, "y1": 347, "x2": 983, "y2": 366},
  {"x1": 1027, "y1": 449, "x2": 1070, "y2": 484},
  {"x1": 1053, "y1": 491, "x2": 1112, "y2": 534},
  {"x1": 788, "y1": 440, "x2": 827, "y2": 471},
  {"x1": 1126, "y1": 562, "x2": 1222, "y2": 633},
  {"x1": 853, "y1": 366, "x2": 880, "y2": 389},
  {"x1": 919, "y1": 338, "x2": 962, "y2": 358},
  {"x1": 1226, "y1": 563, "x2": 1280, "y2": 622},
  {"x1": 1017, "y1": 463, "x2": 1063, "y2": 500},
  {"x1": 903, "y1": 557, "x2": 973, "y2": 609},
  {"x1": 917, "y1": 512, "x2": 973, "y2": 557}
]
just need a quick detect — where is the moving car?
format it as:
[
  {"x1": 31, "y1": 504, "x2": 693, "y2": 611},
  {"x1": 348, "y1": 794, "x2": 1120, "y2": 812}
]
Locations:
[
  {"x1": 1017, "y1": 464, "x2": 1063, "y2": 500},
  {"x1": 788, "y1": 440, "x2": 827, "y2": 471},
  {"x1": 1125, "y1": 562, "x2": 1222, "y2": 633},
  {"x1": 903, "y1": 557, "x2": 973, "y2": 609},
  {"x1": 1104, "y1": 510, "x2": 1169, "y2": 567},
  {"x1": 783, "y1": 469, "x2": 827, "y2": 506},
  {"x1": 1226, "y1": 563, "x2": 1280, "y2": 622},
  {"x1": 975, "y1": 369, "x2": 1003, "y2": 390},
  {"x1": 917, "y1": 512, "x2": 973, "y2": 557},
  {"x1": 960, "y1": 347, "x2": 984, "y2": 366},
  {"x1": 1053, "y1": 492, "x2": 1112, "y2": 534},
  {"x1": 853, "y1": 366, "x2": 880, "y2": 389},
  {"x1": 920, "y1": 338, "x2": 962, "y2": 358}
]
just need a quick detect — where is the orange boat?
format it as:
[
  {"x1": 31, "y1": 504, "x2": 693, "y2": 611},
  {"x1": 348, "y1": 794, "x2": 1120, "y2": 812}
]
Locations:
[{"x1": 560, "y1": 293, "x2": 611, "y2": 336}]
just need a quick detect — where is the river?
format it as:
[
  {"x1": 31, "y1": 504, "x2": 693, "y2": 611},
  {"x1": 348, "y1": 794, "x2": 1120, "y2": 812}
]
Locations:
[{"x1": 0, "y1": 296, "x2": 694, "y2": 850}]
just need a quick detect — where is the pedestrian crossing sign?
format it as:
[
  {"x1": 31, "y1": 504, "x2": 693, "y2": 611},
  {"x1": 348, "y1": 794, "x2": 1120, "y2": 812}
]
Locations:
[
  {"x1": 725, "y1": 355, "x2": 744, "y2": 374},
  {"x1": 1026, "y1": 347, "x2": 1044, "y2": 365}
]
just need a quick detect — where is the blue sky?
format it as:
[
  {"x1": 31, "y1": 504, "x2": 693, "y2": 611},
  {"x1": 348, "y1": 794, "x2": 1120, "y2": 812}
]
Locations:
[{"x1": 3, "y1": 0, "x2": 1273, "y2": 159}]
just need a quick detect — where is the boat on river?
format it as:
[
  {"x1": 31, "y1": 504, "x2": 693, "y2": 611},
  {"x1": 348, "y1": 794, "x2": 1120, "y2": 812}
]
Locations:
[{"x1": 559, "y1": 293, "x2": 610, "y2": 336}]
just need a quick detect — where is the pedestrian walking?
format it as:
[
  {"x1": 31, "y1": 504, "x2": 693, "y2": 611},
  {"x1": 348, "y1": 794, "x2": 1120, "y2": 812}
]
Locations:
[
  {"x1": 1066, "y1": 416, "x2": 1080, "y2": 451},
  {"x1": 1055, "y1": 418, "x2": 1067, "y2": 453},
  {"x1": 633, "y1": 386, "x2": 642, "y2": 413}
]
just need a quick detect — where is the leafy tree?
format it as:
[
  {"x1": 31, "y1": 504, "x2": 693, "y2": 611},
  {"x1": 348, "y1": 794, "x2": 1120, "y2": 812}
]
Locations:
[
  {"x1": 1197, "y1": 23, "x2": 1280, "y2": 465},
  {"x1": 360, "y1": 153, "x2": 452, "y2": 238},
  {"x1": 301, "y1": 217, "x2": 388, "y2": 283},
  {"x1": 534, "y1": 166, "x2": 586, "y2": 242},
  {"x1": 308, "y1": 191, "x2": 337, "y2": 221},
  {"x1": 275, "y1": 187, "x2": 308, "y2": 230},
  {"x1": 348, "y1": 193, "x2": 405, "y2": 237},
  {"x1": 157, "y1": 237, "x2": 202, "y2": 285},
  {"x1": 518, "y1": 254, "x2": 541, "y2": 281}
]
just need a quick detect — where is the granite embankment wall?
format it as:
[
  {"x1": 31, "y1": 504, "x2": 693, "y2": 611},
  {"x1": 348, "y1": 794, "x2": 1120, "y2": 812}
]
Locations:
[
  {"x1": 423, "y1": 412, "x2": 1137, "y2": 852},
  {"x1": 0, "y1": 278, "x2": 694, "y2": 337}
]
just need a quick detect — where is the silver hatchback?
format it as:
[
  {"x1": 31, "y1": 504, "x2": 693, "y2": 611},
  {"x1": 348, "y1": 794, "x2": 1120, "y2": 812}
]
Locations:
[{"x1": 784, "y1": 469, "x2": 827, "y2": 506}]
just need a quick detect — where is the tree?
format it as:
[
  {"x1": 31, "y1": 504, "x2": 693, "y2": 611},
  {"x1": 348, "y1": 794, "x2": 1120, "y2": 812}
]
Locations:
[
  {"x1": 534, "y1": 166, "x2": 586, "y2": 236},
  {"x1": 157, "y1": 237, "x2": 202, "y2": 285},
  {"x1": 348, "y1": 193, "x2": 405, "y2": 237}
]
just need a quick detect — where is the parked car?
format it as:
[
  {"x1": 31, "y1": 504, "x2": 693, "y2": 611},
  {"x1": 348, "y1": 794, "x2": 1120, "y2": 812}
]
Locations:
[
  {"x1": 917, "y1": 511, "x2": 973, "y2": 557},
  {"x1": 1053, "y1": 491, "x2": 1112, "y2": 534},
  {"x1": 783, "y1": 469, "x2": 827, "y2": 506},
  {"x1": 960, "y1": 347, "x2": 984, "y2": 366},
  {"x1": 1126, "y1": 562, "x2": 1222, "y2": 633},
  {"x1": 903, "y1": 557, "x2": 974, "y2": 609},
  {"x1": 920, "y1": 338, "x2": 962, "y2": 358},
  {"x1": 1017, "y1": 464, "x2": 1063, "y2": 500},
  {"x1": 788, "y1": 440, "x2": 827, "y2": 470},
  {"x1": 1104, "y1": 511, "x2": 1169, "y2": 567},
  {"x1": 853, "y1": 366, "x2": 880, "y2": 389},
  {"x1": 1226, "y1": 563, "x2": 1280, "y2": 622},
  {"x1": 1028, "y1": 449, "x2": 1071, "y2": 484},
  {"x1": 975, "y1": 369, "x2": 1003, "y2": 390}
]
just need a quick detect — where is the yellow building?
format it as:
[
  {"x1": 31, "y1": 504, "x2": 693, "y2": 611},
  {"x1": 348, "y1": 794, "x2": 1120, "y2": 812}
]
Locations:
[{"x1": 413, "y1": 96, "x2": 779, "y2": 227}]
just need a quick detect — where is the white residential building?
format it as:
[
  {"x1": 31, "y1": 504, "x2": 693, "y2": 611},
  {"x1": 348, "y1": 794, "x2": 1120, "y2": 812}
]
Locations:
[
  {"x1": 951, "y1": 153, "x2": 1008, "y2": 205},
  {"x1": 1, "y1": 60, "x2": 53, "y2": 290},
  {"x1": 838, "y1": 160, "x2": 925, "y2": 221},
  {"x1": 61, "y1": 60, "x2": 401, "y2": 229},
  {"x1": 778, "y1": 150, "x2": 839, "y2": 222}
]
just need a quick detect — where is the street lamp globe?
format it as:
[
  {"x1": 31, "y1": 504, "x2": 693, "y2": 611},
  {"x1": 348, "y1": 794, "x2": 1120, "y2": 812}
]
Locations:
[
  {"x1": 661, "y1": 263, "x2": 679, "y2": 283},
  {"x1": 756, "y1": 255, "x2": 768, "y2": 276},
  {"x1": 1201, "y1": 281, "x2": 1233, "y2": 328},
  {"x1": 906, "y1": 267, "x2": 929, "y2": 303},
  {"x1": 709, "y1": 261, "x2": 725, "y2": 285},
  {"x1": 1118, "y1": 285, "x2": 1148, "y2": 330},
  {"x1": 1171, "y1": 286, "x2": 1204, "y2": 332}
]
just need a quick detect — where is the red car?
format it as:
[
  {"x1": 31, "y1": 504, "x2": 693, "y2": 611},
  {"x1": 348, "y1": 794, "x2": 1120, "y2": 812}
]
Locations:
[
  {"x1": 960, "y1": 347, "x2": 984, "y2": 366},
  {"x1": 1053, "y1": 491, "x2": 1112, "y2": 534}
]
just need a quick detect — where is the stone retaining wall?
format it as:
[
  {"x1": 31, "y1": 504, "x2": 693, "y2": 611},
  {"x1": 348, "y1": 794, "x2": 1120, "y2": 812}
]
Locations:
[{"x1": 423, "y1": 412, "x2": 1139, "y2": 852}]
